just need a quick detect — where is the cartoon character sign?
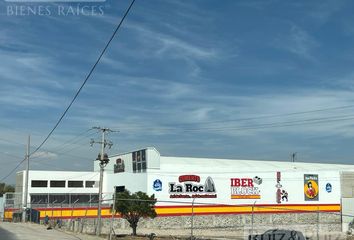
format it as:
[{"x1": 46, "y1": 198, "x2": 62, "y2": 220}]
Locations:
[
  {"x1": 281, "y1": 190, "x2": 288, "y2": 202},
  {"x1": 276, "y1": 172, "x2": 288, "y2": 203},
  {"x1": 304, "y1": 174, "x2": 319, "y2": 201}
]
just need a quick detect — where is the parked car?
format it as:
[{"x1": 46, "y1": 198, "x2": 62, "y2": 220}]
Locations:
[{"x1": 249, "y1": 229, "x2": 309, "y2": 240}]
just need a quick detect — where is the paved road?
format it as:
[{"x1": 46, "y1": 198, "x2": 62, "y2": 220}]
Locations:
[
  {"x1": 0, "y1": 222, "x2": 103, "y2": 240},
  {"x1": 0, "y1": 225, "x2": 16, "y2": 240}
]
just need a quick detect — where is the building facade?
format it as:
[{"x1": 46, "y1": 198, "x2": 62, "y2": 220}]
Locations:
[
  {"x1": 102, "y1": 147, "x2": 354, "y2": 216},
  {"x1": 5, "y1": 147, "x2": 354, "y2": 227}
]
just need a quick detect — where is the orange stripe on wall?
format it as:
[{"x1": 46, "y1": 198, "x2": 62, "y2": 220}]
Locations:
[{"x1": 3, "y1": 204, "x2": 340, "y2": 220}]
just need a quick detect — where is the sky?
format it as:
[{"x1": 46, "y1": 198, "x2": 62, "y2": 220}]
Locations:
[{"x1": 1, "y1": 0, "x2": 354, "y2": 183}]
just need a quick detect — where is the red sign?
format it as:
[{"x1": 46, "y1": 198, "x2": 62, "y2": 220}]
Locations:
[
  {"x1": 179, "y1": 175, "x2": 200, "y2": 183},
  {"x1": 230, "y1": 178, "x2": 260, "y2": 199}
]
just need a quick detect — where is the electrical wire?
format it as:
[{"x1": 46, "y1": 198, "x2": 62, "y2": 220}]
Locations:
[
  {"x1": 112, "y1": 114, "x2": 354, "y2": 133},
  {"x1": 49, "y1": 128, "x2": 94, "y2": 153},
  {"x1": 171, "y1": 104, "x2": 354, "y2": 127},
  {"x1": 30, "y1": 0, "x2": 136, "y2": 157},
  {"x1": 0, "y1": 157, "x2": 26, "y2": 182},
  {"x1": 111, "y1": 104, "x2": 354, "y2": 131}
]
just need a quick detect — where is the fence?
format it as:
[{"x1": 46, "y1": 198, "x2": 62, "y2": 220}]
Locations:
[{"x1": 3, "y1": 197, "x2": 354, "y2": 239}]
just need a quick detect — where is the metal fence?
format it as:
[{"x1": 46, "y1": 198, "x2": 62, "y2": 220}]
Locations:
[{"x1": 3, "y1": 195, "x2": 354, "y2": 240}]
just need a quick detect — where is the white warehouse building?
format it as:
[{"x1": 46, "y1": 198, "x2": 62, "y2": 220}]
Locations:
[
  {"x1": 15, "y1": 171, "x2": 100, "y2": 207},
  {"x1": 101, "y1": 148, "x2": 354, "y2": 214},
  {"x1": 7, "y1": 147, "x2": 354, "y2": 231}
]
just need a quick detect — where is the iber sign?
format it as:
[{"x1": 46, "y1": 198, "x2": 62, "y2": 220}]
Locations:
[{"x1": 230, "y1": 177, "x2": 261, "y2": 199}]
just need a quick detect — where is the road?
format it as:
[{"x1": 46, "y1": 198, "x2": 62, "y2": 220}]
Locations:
[
  {"x1": 0, "y1": 222, "x2": 103, "y2": 240},
  {"x1": 0, "y1": 225, "x2": 16, "y2": 240}
]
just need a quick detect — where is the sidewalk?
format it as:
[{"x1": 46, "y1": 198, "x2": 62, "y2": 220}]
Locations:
[{"x1": 0, "y1": 222, "x2": 106, "y2": 240}]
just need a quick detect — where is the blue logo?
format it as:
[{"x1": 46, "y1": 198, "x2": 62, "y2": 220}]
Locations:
[
  {"x1": 153, "y1": 179, "x2": 162, "y2": 191},
  {"x1": 326, "y1": 183, "x2": 332, "y2": 193}
]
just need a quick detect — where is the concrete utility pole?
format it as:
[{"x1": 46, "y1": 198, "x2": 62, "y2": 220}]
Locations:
[
  {"x1": 23, "y1": 135, "x2": 30, "y2": 222},
  {"x1": 90, "y1": 127, "x2": 114, "y2": 236}
]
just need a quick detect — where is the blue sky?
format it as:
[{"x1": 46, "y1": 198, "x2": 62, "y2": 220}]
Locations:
[{"x1": 1, "y1": 0, "x2": 354, "y2": 183}]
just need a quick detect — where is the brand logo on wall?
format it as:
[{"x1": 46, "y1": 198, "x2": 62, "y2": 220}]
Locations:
[
  {"x1": 169, "y1": 175, "x2": 217, "y2": 198},
  {"x1": 276, "y1": 172, "x2": 288, "y2": 203},
  {"x1": 326, "y1": 183, "x2": 332, "y2": 193},
  {"x1": 153, "y1": 179, "x2": 162, "y2": 191},
  {"x1": 230, "y1": 177, "x2": 262, "y2": 199},
  {"x1": 304, "y1": 174, "x2": 319, "y2": 201}
]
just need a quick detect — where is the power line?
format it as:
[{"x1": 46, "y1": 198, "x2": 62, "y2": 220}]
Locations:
[
  {"x1": 194, "y1": 104, "x2": 354, "y2": 125},
  {"x1": 112, "y1": 104, "x2": 354, "y2": 130},
  {"x1": 2, "y1": 113, "x2": 353, "y2": 182},
  {"x1": 182, "y1": 114, "x2": 354, "y2": 132},
  {"x1": 30, "y1": 0, "x2": 136, "y2": 157},
  {"x1": 0, "y1": 0, "x2": 136, "y2": 182},
  {"x1": 0, "y1": 157, "x2": 26, "y2": 182},
  {"x1": 49, "y1": 128, "x2": 94, "y2": 153},
  {"x1": 113, "y1": 114, "x2": 354, "y2": 133}
]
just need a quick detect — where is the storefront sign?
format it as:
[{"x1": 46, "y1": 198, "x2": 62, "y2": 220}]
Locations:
[
  {"x1": 304, "y1": 174, "x2": 319, "y2": 201},
  {"x1": 276, "y1": 172, "x2": 288, "y2": 203},
  {"x1": 153, "y1": 179, "x2": 162, "y2": 191},
  {"x1": 169, "y1": 175, "x2": 217, "y2": 198},
  {"x1": 230, "y1": 177, "x2": 261, "y2": 199},
  {"x1": 326, "y1": 183, "x2": 332, "y2": 193},
  {"x1": 114, "y1": 158, "x2": 125, "y2": 173}
]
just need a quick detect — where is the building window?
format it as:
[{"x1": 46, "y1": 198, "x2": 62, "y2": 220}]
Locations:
[
  {"x1": 50, "y1": 181, "x2": 65, "y2": 188},
  {"x1": 31, "y1": 180, "x2": 48, "y2": 188},
  {"x1": 85, "y1": 181, "x2": 97, "y2": 188},
  {"x1": 132, "y1": 149, "x2": 147, "y2": 173},
  {"x1": 30, "y1": 194, "x2": 48, "y2": 204},
  {"x1": 49, "y1": 194, "x2": 68, "y2": 204},
  {"x1": 68, "y1": 181, "x2": 83, "y2": 188},
  {"x1": 30, "y1": 194, "x2": 99, "y2": 205}
]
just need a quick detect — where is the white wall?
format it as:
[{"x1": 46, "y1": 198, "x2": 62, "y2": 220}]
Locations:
[
  {"x1": 18, "y1": 170, "x2": 100, "y2": 205},
  {"x1": 104, "y1": 172, "x2": 147, "y2": 195},
  {"x1": 27, "y1": 171, "x2": 99, "y2": 194},
  {"x1": 146, "y1": 170, "x2": 341, "y2": 206}
]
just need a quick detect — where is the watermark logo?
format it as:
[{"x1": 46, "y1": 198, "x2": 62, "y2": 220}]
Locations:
[
  {"x1": 5, "y1": 1, "x2": 106, "y2": 2},
  {"x1": 4, "y1": 0, "x2": 107, "y2": 16}
]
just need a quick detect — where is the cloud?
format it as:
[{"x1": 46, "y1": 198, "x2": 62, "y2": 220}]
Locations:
[
  {"x1": 31, "y1": 151, "x2": 58, "y2": 159},
  {"x1": 273, "y1": 25, "x2": 319, "y2": 60},
  {"x1": 121, "y1": 22, "x2": 219, "y2": 61},
  {"x1": 308, "y1": 0, "x2": 345, "y2": 24}
]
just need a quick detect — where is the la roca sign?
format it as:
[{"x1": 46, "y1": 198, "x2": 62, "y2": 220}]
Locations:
[{"x1": 168, "y1": 175, "x2": 217, "y2": 198}]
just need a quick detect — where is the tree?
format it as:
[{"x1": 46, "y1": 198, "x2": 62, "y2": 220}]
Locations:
[
  {"x1": 0, "y1": 182, "x2": 15, "y2": 197},
  {"x1": 115, "y1": 190, "x2": 157, "y2": 236}
]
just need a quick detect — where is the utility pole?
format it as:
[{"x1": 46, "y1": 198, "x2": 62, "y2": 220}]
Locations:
[
  {"x1": 291, "y1": 152, "x2": 297, "y2": 163},
  {"x1": 23, "y1": 135, "x2": 30, "y2": 222},
  {"x1": 90, "y1": 127, "x2": 114, "y2": 236}
]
